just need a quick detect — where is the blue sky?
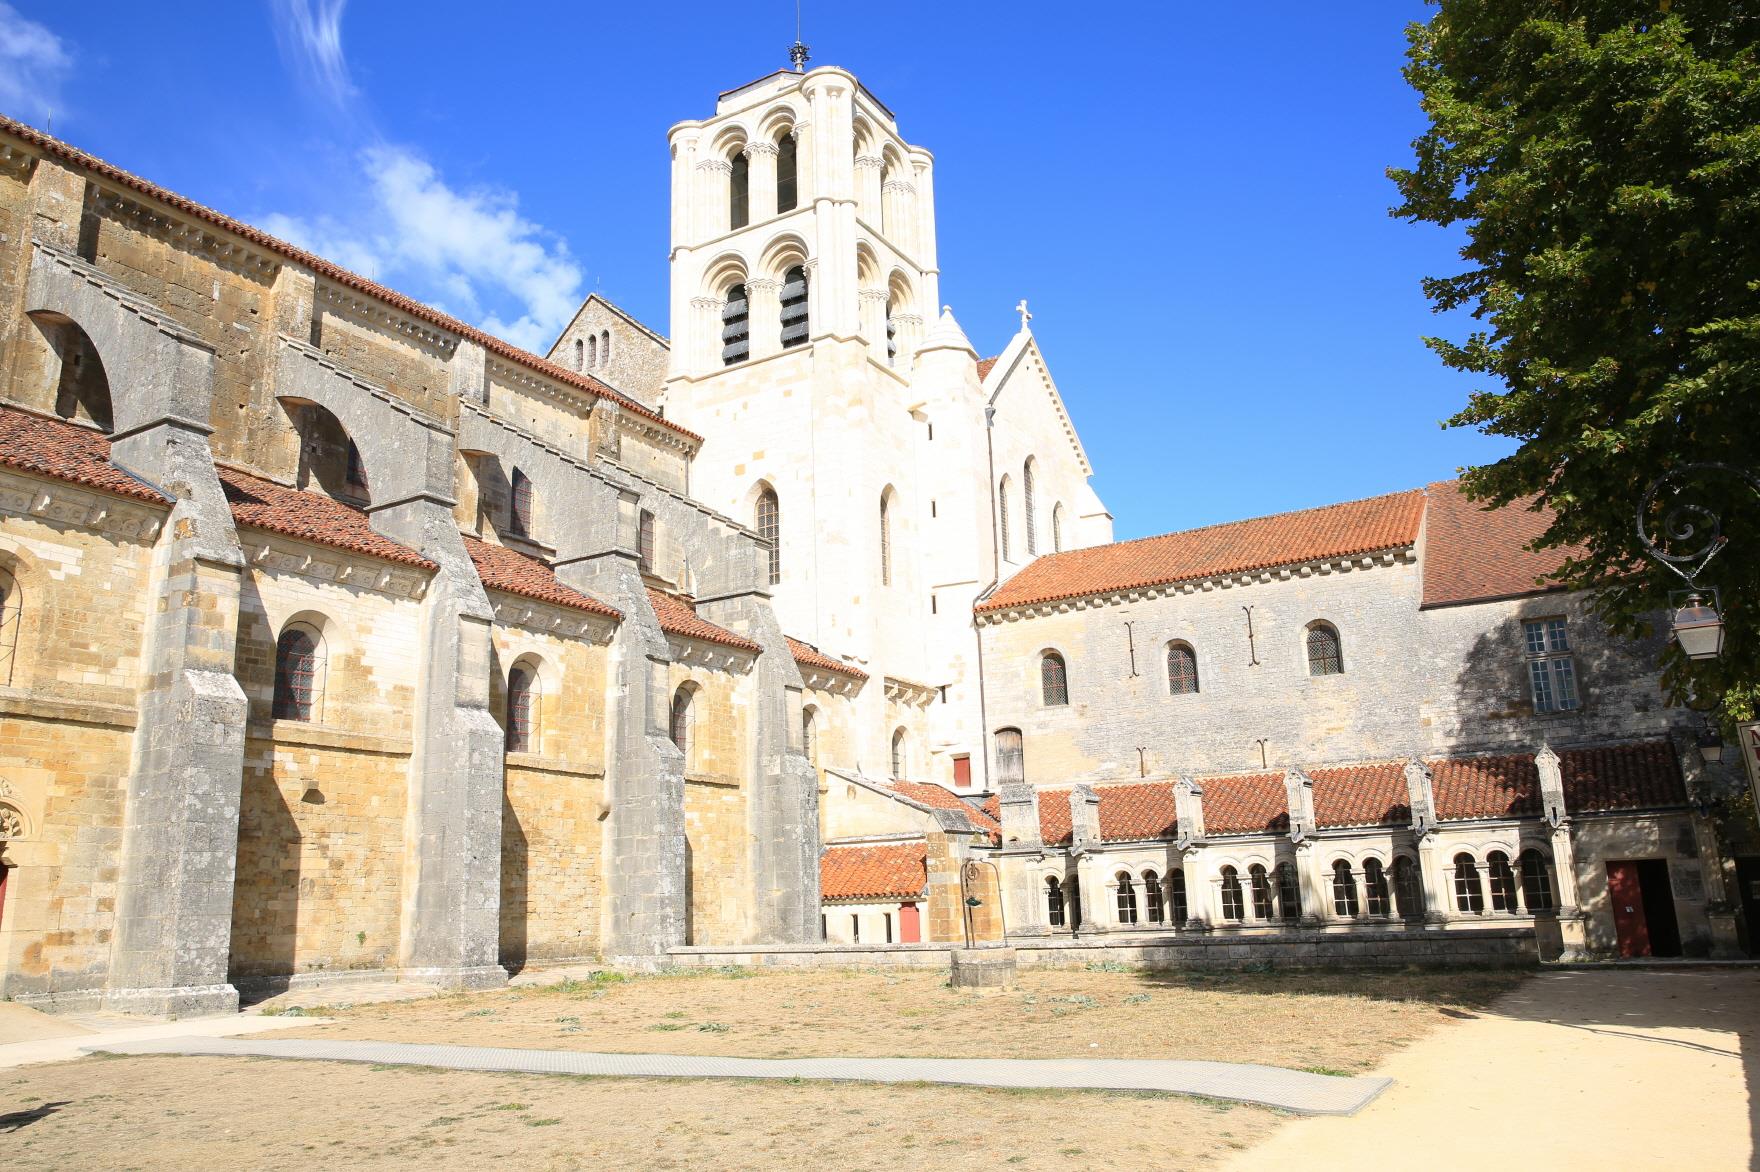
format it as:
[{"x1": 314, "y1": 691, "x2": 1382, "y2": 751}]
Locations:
[{"x1": 2, "y1": 1, "x2": 1510, "y2": 541}]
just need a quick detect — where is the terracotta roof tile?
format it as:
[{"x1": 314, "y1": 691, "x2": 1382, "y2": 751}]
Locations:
[
  {"x1": 1031, "y1": 781, "x2": 1180, "y2": 845},
  {"x1": 1038, "y1": 790, "x2": 1074, "y2": 846},
  {"x1": 886, "y1": 780, "x2": 1001, "y2": 836},
  {"x1": 218, "y1": 466, "x2": 435, "y2": 570},
  {"x1": 1309, "y1": 761, "x2": 1412, "y2": 828},
  {"x1": 0, "y1": 404, "x2": 167, "y2": 504},
  {"x1": 979, "y1": 489, "x2": 1424, "y2": 613},
  {"x1": 820, "y1": 841, "x2": 927, "y2": 902},
  {"x1": 1560, "y1": 741, "x2": 1687, "y2": 813},
  {"x1": 976, "y1": 355, "x2": 1000, "y2": 381},
  {"x1": 1431, "y1": 753, "x2": 1541, "y2": 821},
  {"x1": 646, "y1": 588, "x2": 761, "y2": 653},
  {"x1": 787, "y1": 636, "x2": 869, "y2": 680},
  {"x1": 1421, "y1": 480, "x2": 1575, "y2": 608},
  {"x1": 463, "y1": 536, "x2": 620, "y2": 619},
  {"x1": 1201, "y1": 772, "x2": 1291, "y2": 836},
  {"x1": 0, "y1": 115, "x2": 699, "y2": 446}
]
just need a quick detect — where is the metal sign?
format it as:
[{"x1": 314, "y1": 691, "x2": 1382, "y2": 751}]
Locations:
[{"x1": 1738, "y1": 721, "x2": 1760, "y2": 818}]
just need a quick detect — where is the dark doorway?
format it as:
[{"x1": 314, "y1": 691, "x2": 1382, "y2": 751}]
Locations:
[
  {"x1": 1734, "y1": 857, "x2": 1760, "y2": 956},
  {"x1": 1607, "y1": 859, "x2": 1682, "y2": 958},
  {"x1": 1636, "y1": 859, "x2": 1682, "y2": 957}
]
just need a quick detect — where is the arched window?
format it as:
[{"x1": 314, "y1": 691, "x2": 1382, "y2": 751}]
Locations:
[
  {"x1": 1067, "y1": 876, "x2": 1083, "y2": 929},
  {"x1": 32, "y1": 312, "x2": 114, "y2": 432},
  {"x1": 1487, "y1": 851, "x2": 1520, "y2": 913},
  {"x1": 1306, "y1": 622, "x2": 1344, "y2": 676},
  {"x1": 509, "y1": 467, "x2": 534, "y2": 538},
  {"x1": 756, "y1": 487, "x2": 780, "y2": 585},
  {"x1": 776, "y1": 132, "x2": 798, "y2": 213},
  {"x1": 272, "y1": 623, "x2": 325, "y2": 723},
  {"x1": 1393, "y1": 856, "x2": 1423, "y2": 919},
  {"x1": 1249, "y1": 864, "x2": 1274, "y2": 919},
  {"x1": 1040, "y1": 651, "x2": 1068, "y2": 707},
  {"x1": 890, "y1": 727, "x2": 907, "y2": 780},
  {"x1": 1220, "y1": 867, "x2": 1245, "y2": 921},
  {"x1": 1045, "y1": 875, "x2": 1066, "y2": 927},
  {"x1": 879, "y1": 492, "x2": 892, "y2": 586},
  {"x1": 669, "y1": 686, "x2": 694, "y2": 760},
  {"x1": 600, "y1": 330, "x2": 611, "y2": 365},
  {"x1": 998, "y1": 475, "x2": 1012, "y2": 561},
  {"x1": 1331, "y1": 860, "x2": 1361, "y2": 918},
  {"x1": 802, "y1": 705, "x2": 818, "y2": 767},
  {"x1": 574, "y1": 337, "x2": 584, "y2": 370},
  {"x1": 1453, "y1": 853, "x2": 1485, "y2": 913},
  {"x1": 994, "y1": 727, "x2": 1024, "y2": 785},
  {"x1": 779, "y1": 265, "x2": 810, "y2": 349},
  {"x1": 1115, "y1": 872, "x2": 1138, "y2": 925},
  {"x1": 1519, "y1": 850, "x2": 1554, "y2": 911},
  {"x1": 638, "y1": 509, "x2": 657, "y2": 573},
  {"x1": 588, "y1": 334, "x2": 598, "y2": 368},
  {"x1": 1022, "y1": 459, "x2": 1038, "y2": 556},
  {"x1": 295, "y1": 404, "x2": 367, "y2": 505},
  {"x1": 729, "y1": 150, "x2": 750, "y2": 229},
  {"x1": 0, "y1": 569, "x2": 20, "y2": 687},
  {"x1": 1169, "y1": 869, "x2": 1189, "y2": 927},
  {"x1": 1276, "y1": 861, "x2": 1302, "y2": 920},
  {"x1": 1167, "y1": 643, "x2": 1199, "y2": 696},
  {"x1": 1143, "y1": 870, "x2": 1164, "y2": 924},
  {"x1": 721, "y1": 282, "x2": 750, "y2": 366},
  {"x1": 1052, "y1": 503, "x2": 1065, "y2": 553},
  {"x1": 1364, "y1": 858, "x2": 1392, "y2": 917},
  {"x1": 885, "y1": 295, "x2": 898, "y2": 366},
  {"x1": 505, "y1": 664, "x2": 539, "y2": 753}
]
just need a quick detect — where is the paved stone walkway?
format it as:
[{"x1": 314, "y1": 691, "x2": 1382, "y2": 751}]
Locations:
[
  {"x1": 0, "y1": 1012, "x2": 319, "y2": 1069},
  {"x1": 84, "y1": 1035, "x2": 1391, "y2": 1115}
]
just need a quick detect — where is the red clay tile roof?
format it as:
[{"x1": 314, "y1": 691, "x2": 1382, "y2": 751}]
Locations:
[
  {"x1": 463, "y1": 536, "x2": 620, "y2": 619},
  {"x1": 0, "y1": 115, "x2": 699, "y2": 446},
  {"x1": 820, "y1": 841, "x2": 927, "y2": 902},
  {"x1": 646, "y1": 588, "x2": 762, "y2": 653},
  {"x1": 1560, "y1": 741, "x2": 1687, "y2": 813},
  {"x1": 978, "y1": 489, "x2": 1424, "y2": 614},
  {"x1": 787, "y1": 636, "x2": 869, "y2": 680},
  {"x1": 1201, "y1": 772, "x2": 1292, "y2": 836},
  {"x1": 1421, "y1": 480, "x2": 1575, "y2": 608},
  {"x1": 218, "y1": 466, "x2": 436, "y2": 570},
  {"x1": 1309, "y1": 761, "x2": 1412, "y2": 828},
  {"x1": 1431, "y1": 753, "x2": 1541, "y2": 821},
  {"x1": 1033, "y1": 782, "x2": 1180, "y2": 846},
  {"x1": 976, "y1": 355, "x2": 1001, "y2": 381},
  {"x1": 886, "y1": 780, "x2": 1001, "y2": 836},
  {"x1": 0, "y1": 404, "x2": 167, "y2": 504}
]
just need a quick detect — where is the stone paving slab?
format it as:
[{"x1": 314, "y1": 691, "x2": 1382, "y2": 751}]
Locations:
[
  {"x1": 84, "y1": 1036, "x2": 1392, "y2": 1115},
  {"x1": 2, "y1": 1013, "x2": 324, "y2": 1070}
]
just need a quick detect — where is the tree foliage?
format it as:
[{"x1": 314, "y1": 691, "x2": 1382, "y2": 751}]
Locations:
[{"x1": 1391, "y1": 1, "x2": 1760, "y2": 713}]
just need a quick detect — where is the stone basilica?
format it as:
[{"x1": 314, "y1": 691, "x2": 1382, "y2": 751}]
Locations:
[{"x1": 0, "y1": 65, "x2": 1743, "y2": 1014}]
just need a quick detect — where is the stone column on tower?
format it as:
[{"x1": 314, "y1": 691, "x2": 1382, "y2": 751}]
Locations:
[
  {"x1": 858, "y1": 287, "x2": 888, "y2": 355},
  {"x1": 909, "y1": 147, "x2": 939, "y2": 311},
  {"x1": 696, "y1": 158, "x2": 732, "y2": 240},
  {"x1": 747, "y1": 141, "x2": 779, "y2": 223},
  {"x1": 881, "y1": 176, "x2": 915, "y2": 255},
  {"x1": 855, "y1": 154, "x2": 884, "y2": 225},
  {"x1": 747, "y1": 278, "x2": 782, "y2": 361},
  {"x1": 791, "y1": 121, "x2": 813, "y2": 204}
]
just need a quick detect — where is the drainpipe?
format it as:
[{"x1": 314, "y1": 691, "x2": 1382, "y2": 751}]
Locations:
[{"x1": 973, "y1": 403, "x2": 1002, "y2": 792}]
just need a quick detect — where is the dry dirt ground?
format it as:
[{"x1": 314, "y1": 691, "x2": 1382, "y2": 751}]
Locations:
[{"x1": 0, "y1": 966, "x2": 1524, "y2": 1170}]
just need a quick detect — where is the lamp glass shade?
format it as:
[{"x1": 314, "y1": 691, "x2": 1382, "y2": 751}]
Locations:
[
  {"x1": 1697, "y1": 732, "x2": 1725, "y2": 765},
  {"x1": 1672, "y1": 603, "x2": 1725, "y2": 661}
]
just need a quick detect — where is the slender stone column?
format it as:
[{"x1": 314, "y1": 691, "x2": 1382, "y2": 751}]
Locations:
[
  {"x1": 858, "y1": 287, "x2": 888, "y2": 356},
  {"x1": 696, "y1": 159, "x2": 732, "y2": 240},
  {"x1": 746, "y1": 279, "x2": 782, "y2": 362},
  {"x1": 1179, "y1": 848, "x2": 1208, "y2": 930},
  {"x1": 1295, "y1": 841, "x2": 1325, "y2": 927},
  {"x1": 881, "y1": 178, "x2": 915, "y2": 254},
  {"x1": 854, "y1": 155, "x2": 884, "y2": 224},
  {"x1": 746, "y1": 142, "x2": 779, "y2": 223}
]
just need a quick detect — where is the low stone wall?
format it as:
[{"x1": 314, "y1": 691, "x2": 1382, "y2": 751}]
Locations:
[{"x1": 667, "y1": 926, "x2": 1538, "y2": 971}]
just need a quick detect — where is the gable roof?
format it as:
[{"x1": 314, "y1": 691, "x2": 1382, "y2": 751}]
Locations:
[
  {"x1": 0, "y1": 115, "x2": 699, "y2": 446},
  {"x1": 1309, "y1": 761, "x2": 1412, "y2": 829},
  {"x1": 645, "y1": 588, "x2": 762, "y2": 653},
  {"x1": 1421, "y1": 480, "x2": 1575, "y2": 608},
  {"x1": 549, "y1": 292, "x2": 670, "y2": 355},
  {"x1": 883, "y1": 779, "x2": 1001, "y2": 838},
  {"x1": 463, "y1": 536, "x2": 621, "y2": 619},
  {"x1": 976, "y1": 355, "x2": 1000, "y2": 381},
  {"x1": 0, "y1": 404, "x2": 167, "y2": 504},
  {"x1": 218, "y1": 466, "x2": 435, "y2": 570},
  {"x1": 820, "y1": 840, "x2": 927, "y2": 902},
  {"x1": 787, "y1": 636, "x2": 869, "y2": 680},
  {"x1": 979, "y1": 489, "x2": 1424, "y2": 614}
]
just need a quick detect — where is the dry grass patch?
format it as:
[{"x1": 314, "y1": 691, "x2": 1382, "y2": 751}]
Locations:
[{"x1": 281, "y1": 965, "x2": 1526, "y2": 1073}]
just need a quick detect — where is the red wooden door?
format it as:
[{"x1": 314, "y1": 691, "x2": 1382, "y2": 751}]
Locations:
[
  {"x1": 899, "y1": 902, "x2": 921, "y2": 944},
  {"x1": 952, "y1": 755, "x2": 971, "y2": 788},
  {"x1": 1607, "y1": 861, "x2": 1652, "y2": 958}
]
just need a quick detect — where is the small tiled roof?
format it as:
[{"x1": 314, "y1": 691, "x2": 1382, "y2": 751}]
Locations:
[
  {"x1": 1421, "y1": 480, "x2": 1575, "y2": 608},
  {"x1": 0, "y1": 115, "x2": 698, "y2": 446},
  {"x1": 1431, "y1": 753, "x2": 1541, "y2": 821},
  {"x1": 1560, "y1": 741, "x2": 1687, "y2": 813},
  {"x1": 787, "y1": 636, "x2": 869, "y2": 680},
  {"x1": 978, "y1": 489, "x2": 1424, "y2": 614},
  {"x1": 463, "y1": 536, "x2": 620, "y2": 619},
  {"x1": 218, "y1": 466, "x2": 435, "y2": 570},
  {"x1": 820, "y1": 841, "x2": 928, "y2": 902},
  {"x1": 646, "y1": 588, "x2": 762, "y2": 653},
  {"x1": 1309, "y1": 761, "x2": 1412, "y2": 829},
  {"x1": 886, "y1": 780, "x2": 1001, "y2": 837},
  {"x1": 976, "y1": 355, "x2": 1001, "y2": 381},
  {"x1": 0, "y1": 404, "x2": 167, "y2": 504},
  {"x1": 1033, "y1": 781, "x2": 1180, "y2": 846},
  {"x1": 1201, "y1": 772, "x2": 1292, "y2": 836}
]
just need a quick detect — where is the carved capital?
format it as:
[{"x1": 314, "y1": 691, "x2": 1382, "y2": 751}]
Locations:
[
  {"x1": 858, "y1": 287, "x2": 889, "y2": 303},
  {"x1": 689, "y1": 296, "x2": 722, "y2": 311},
  {"x1": 744, "y1": 141, "x2": 779, "y2": 160},
  {"x1": 854, "y1": 154, "x2": 884, "y2": 171},
  {"x1": 697, "y1": 159, "x2": 733, "y2": 175},
  {"x1": 890, "y1": 313, "x2": 923, "y2": 328},
  {"x1": 747, "y1": 277, "x2": 782, "y2": 294},
  {"x1": 882, "y1": 179, "x2": 916, "y2": 195}
]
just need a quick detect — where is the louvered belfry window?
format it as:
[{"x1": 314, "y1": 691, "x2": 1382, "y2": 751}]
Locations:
[
  {"x1": 721, "y1": 283, "x2": 750, "y2": 366},
  {"x1": 757, "y1": 488, "x2": 780, "y2": 585},
  {"x1": 1167, "y1": 643, "x2": 1199, "y2": 695},
  {"x1": 1040, "y1": 651, "x2": 1069, "y2": 707},
  {"x1": 779, "y1": 265, "x2": 810, "y2": 349},
  {"x1": 1306, "y1": 622, "x2": 1343, "y2": 676}
]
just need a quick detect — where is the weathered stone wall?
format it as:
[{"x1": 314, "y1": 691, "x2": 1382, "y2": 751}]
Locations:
[
  {"x1": 547, "y1": 296, "x2": 669, "y2": 408},
  {"x1": 685, "y1": 776, "x2": 748, "y2": 945},
  {"x1": 1571, "y1": 811, "x2": 1713, "y2": 955}
]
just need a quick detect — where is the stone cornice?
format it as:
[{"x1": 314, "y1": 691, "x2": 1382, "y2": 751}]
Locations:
[
  {"x1": 0, "y1": 141, "x2": 34, "y2": 181},
  {"x1": 88, "y1": 188, "x2": 281, "y2": 279},
  {"x1": 974, "y1": 546, "x2": 1418, "y2": 625},
  {"x1": 799, "y1": 666, "x2": 865, "y2": 696},
  {"x1": 883, "y1": 675, "x2": 938, "y2": 707},
  {"x1": 666, "y1": 634, "x2": 757, "y2": 674},
  {"x1": 244, "y1": 531, "x2": 430, "y2": 601},
  {"x1": 0, "y1": 466, "x2": 165, "y2": 543},
  {"x1": 316, "y1": 280, "x2": 458, "y2": 356},
  {"x1": 487, "y1": 591, "x2": 618, "y2": 643}
]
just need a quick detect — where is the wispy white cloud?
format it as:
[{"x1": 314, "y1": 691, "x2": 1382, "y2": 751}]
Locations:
[
  {"x1": 264, "y1": 146, "x2": 585, "y2": 353},
  {"x1": 270, "y1": 0, "x2": 355, "y2": 110},
  {"x1": 0, "y1": 2, "x2": 71, "y2": 125}
]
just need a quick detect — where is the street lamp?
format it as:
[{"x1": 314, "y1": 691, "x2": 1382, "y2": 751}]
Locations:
[
  {"x1": 1638, "y1": 463, "x2": 1760, "y2": 663},
  {"x1": 1673, "y1": 593, "x2": 1726, "y2": 662},
  {"x1": 1697, "y1": 717, "x2": 1726, "y2": 766}
]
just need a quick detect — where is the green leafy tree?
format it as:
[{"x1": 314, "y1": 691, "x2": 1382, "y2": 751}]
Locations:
[{"x1": 1390, "y1": 1, "x2": 1760, "y2": 716}]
